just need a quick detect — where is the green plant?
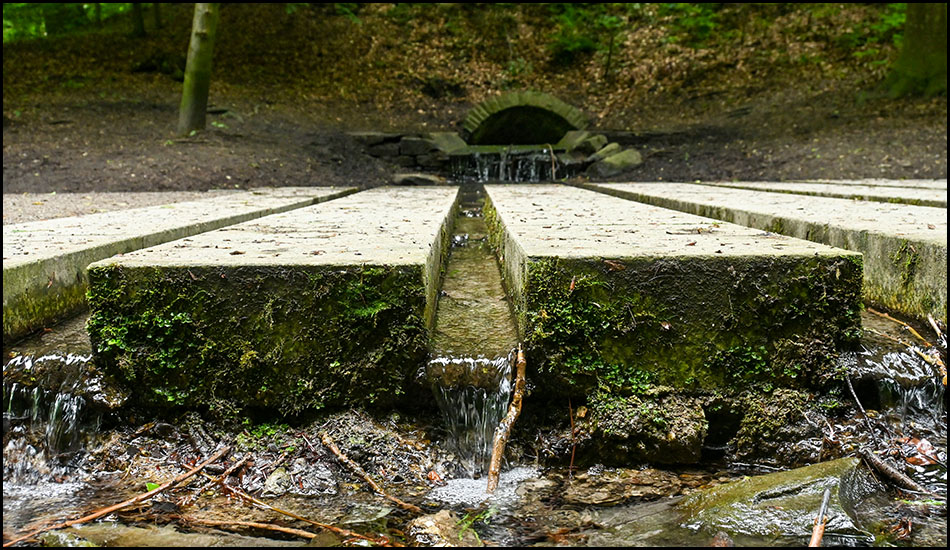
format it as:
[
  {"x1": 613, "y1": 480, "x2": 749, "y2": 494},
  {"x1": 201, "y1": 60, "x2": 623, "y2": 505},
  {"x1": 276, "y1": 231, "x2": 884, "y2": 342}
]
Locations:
[{"x1": 659, "y1": 3, "x2": 720, "y2": 47}]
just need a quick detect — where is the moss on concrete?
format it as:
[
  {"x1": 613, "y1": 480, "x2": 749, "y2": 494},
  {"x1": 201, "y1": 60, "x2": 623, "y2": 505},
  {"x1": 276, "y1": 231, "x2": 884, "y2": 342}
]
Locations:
[
  {"x1": 86, "y1": 263, "x2": 429, "y2": 416},
  {"x1": 513, "y1": 254, "x2": 861, "y2": 398}
]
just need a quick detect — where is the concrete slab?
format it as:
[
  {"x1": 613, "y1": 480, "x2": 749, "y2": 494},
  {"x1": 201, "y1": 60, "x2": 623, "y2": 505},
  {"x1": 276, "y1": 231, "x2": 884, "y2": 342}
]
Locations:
[
  {"x1": 586, "y1": 182, "x2": 947, "y2": 322},
  {"x1": 796, "y1": 178, "x2": 947, "y2": 190},
  {"x1": 700, "y1": 181, "x2": 946, "y2": 207},
  {"x1": 85, "y1": 186, "x2": 459, "y2": 414},
  {"x1": 484, "y1": 184, "x2": 862, "y2": 398},
  {"x1": 3, "y1": 187, "x2": 355, "y2": 341}
]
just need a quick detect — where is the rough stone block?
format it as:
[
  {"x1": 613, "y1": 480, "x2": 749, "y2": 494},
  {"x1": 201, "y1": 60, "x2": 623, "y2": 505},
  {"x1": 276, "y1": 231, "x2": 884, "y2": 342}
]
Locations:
[
  {"x1": 590, "y1": 182, "x2": 947, "y2": 322},
  {"x1": 85, "y1": 187, "x2": 459, "y2": 415},
  {"x1": 3, "y1": 188, "x2": 354, "y2": 341},
  {"x1": 484, "y1": 184, "x2": 863, "y2": 399}
]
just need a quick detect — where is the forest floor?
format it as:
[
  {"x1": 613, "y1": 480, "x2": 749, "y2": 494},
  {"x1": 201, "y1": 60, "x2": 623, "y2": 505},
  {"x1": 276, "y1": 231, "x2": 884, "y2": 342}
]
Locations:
[{"x1": 2, "y1": 3, "x2": 947, "y2": 195}]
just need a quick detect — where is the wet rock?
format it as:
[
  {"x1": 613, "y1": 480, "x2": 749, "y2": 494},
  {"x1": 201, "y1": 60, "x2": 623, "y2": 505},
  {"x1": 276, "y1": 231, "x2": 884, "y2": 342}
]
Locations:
[
  {"x1": 393, "y1": 173, "x2": 446, "y2": 186},
  {"x1": 560, "y1": 467, "x2": 684, "y2": 506},
  {"x1": 733, "y1": 389, "x2": 825, "y2": 466},
  {"x1": 587, "y1": 148, "x2": 643, "y2": 178},
  {"x1": 262, "y1": 466, "x2": 292, "y2": 496},
  {"x1": 348, "y1": 131, "x2": 402, "y2": 147},
  {"x1": 40, "y1": 531, "x2": 97, "y2": 546},
  {"x1": 425, "y1": 132, "x2": 467, "y2": 154},
  {"x1": 407, "y1": 510, "x2": 485, "y2": 547},
  {"x1": 678, "y1": 457, "x2": 866, "y2": 541},
  {"x1": 586, "y1": 392, "x2": 707, "y2": 464},
  {"x1": 587, "y1": 142, "x2": 622, "y2": 162},
  {"x1": 573, "y1": 134, "x2": 608, "y2": 155},
  {"x1": 400, "y1": 136, "x2": 436, "y2": 156}
]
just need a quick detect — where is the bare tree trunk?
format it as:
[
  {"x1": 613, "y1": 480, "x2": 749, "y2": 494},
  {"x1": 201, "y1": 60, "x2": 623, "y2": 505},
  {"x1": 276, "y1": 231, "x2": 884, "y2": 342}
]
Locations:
[
  {"x1": 95, "y1": 3, "x2": 102, "y2": 27},
  {"x1": 152, "y1": 2, "x2": 162, "y2": 29},
  {"x1": 131, "y1": 3, "x2": 147, "y2": 37},
  {"x1": 178, "y1": 4, "x2": 221, "y2": 136},
  {"x1": 887, "y1": 3, "x2": 947, "y2": 97}
]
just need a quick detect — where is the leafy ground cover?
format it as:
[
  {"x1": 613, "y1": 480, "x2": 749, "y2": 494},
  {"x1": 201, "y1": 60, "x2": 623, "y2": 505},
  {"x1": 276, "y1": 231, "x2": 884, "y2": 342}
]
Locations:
[{"x1": 2, "y1": 3, "x2": 946, "y2": 194}]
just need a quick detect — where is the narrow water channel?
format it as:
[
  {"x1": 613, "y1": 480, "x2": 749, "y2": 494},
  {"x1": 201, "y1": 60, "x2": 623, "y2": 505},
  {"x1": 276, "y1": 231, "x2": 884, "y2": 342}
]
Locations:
[{"x1": 426, "y1": 182, "x2": 520, "y2": 477}]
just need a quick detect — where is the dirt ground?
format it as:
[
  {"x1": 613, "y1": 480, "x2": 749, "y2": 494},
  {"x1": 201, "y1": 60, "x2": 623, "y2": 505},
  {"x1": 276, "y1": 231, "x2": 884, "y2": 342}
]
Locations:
[{"x1": 2, "y1": 4, "x2": 947, "y2": 195}]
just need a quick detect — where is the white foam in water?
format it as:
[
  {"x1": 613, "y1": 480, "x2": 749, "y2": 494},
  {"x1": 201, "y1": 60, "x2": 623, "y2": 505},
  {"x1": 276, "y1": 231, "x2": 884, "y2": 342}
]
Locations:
[{"x1": 427, "y1": 466, "x2": 538, "y2": 508}]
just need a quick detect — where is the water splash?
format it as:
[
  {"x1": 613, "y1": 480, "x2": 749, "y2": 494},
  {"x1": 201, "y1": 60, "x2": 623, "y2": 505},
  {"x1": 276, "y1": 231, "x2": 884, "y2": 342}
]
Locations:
[{"x1": 428, "y1": 355, "x2": 513, "y2": 477}]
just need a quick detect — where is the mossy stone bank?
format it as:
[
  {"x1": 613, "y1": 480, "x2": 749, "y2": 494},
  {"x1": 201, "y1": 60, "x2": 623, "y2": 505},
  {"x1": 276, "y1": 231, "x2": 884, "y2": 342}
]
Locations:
[
  {"x1": 3, "y1": 188, "x2": 354, "y2": 342},
  {"x1": 86, "y1": 187, "x2": 459, "y2": 415},
  {"x1": 485, "y1": 185, "x2": 863, "y2": 462},
  {"x1": 589, "y1": 182, "x2": 947, "y2": 323}
]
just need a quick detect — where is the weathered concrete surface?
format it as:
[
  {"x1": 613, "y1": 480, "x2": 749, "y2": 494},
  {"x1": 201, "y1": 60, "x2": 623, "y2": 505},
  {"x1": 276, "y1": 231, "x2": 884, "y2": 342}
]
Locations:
[
  {"x1": 484, "y1": 184, "x2": 863, "y2": 398},
  {"x1": 797, "y1": 178, "x2": 947, "y2": 190},
  {"x1": 3, "y1": 187, "x2": 354, "y2": 342},
  {"x1": 702, "y1": 181, "x2": 947, "y2": 207},
  {"x1": 587, "y1": 182, "x2": 947, "y2": 323},
  {"x1": 85, "y1": 186, "x2": 459, "y2": 414}
]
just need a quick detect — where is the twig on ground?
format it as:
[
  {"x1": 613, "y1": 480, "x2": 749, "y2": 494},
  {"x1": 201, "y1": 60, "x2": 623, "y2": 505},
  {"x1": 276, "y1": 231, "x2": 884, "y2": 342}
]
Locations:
[
  {"x1": 186, "y1": 518, "x2": 321, "y2": 540},
  {"x1": 3, "y1": 445, "x2": 231, "y2": 547},
  {"x1": 319, "y1": 432, "x2": 423, "y2": 514},
  {"x1": 860, "y1": 449, "x2": 936, "y2": 496},
  {"x1": 808, "y1": 487, "x2": 832, "y2": 547},
  {"x1": 867, "y1": 308, "x2": 933, "y2": 347},
  {"x1": 487, "y1": 343, "x2": 527, "y2": 494},
  {"x1": 207, "y1": 474, "x2": 396, "y2": 546}
]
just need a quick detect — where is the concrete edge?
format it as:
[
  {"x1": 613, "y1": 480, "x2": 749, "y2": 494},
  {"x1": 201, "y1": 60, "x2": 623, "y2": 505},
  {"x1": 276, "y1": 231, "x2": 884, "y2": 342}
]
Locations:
[
  {"x1": 424, "y1": 187, "x2": 462, "y2": 331},
  {"x1": 577, "y1": 182, "x2": 947, "y2": 323},
  {"x1": 703, "y1": 182, "x2": 947, "y2": 208},
  {"x1": 2, "y1": 187, "x2": 359, "y2": 343}
]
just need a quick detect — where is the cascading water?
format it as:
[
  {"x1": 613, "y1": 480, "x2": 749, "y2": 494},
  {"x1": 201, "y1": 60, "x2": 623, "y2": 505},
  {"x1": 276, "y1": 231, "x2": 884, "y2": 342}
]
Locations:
[
  {"x1": 426, "y1": 183, "x2": 520, "y2": 477},
  {"x1": 450, "y1": 148, "x2": 572, "y2": 183}
]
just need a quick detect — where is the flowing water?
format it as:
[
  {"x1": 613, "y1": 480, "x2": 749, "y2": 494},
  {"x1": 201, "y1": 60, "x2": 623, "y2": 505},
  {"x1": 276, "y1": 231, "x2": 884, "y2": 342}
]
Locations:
[{"x1": 425, "y1": 183, "x2": 520, "y2": 477}]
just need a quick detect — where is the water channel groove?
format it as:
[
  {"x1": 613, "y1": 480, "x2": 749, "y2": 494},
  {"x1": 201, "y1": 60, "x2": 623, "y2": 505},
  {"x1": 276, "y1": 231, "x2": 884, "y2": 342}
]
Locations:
[{"x1": 426, "y1": 182, "x2": 520, "y2": 477}]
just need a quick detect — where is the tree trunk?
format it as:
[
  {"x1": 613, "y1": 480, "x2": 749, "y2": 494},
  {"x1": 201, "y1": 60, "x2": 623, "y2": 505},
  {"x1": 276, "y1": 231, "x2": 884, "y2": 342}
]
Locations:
[
  {"x1": 178, "y1": 4, "x2": 221, "y2": 136},
  {"x1": 153, "y1": 3, "x2": 162, "y2": 29},
  {"x1": 131, "y1": 3, "x2": 147, "y2": 37},
  {"x1": 95, "y1": 4, "x2": 102, "y2": 27},
  {"x1": 887, "y1": 3, "x2": 947, "y2": 97}
]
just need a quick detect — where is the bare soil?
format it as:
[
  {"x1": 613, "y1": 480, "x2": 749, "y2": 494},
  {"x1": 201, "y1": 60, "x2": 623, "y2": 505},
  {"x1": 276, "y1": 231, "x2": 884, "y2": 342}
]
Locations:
[{"x1": 2, "y1": 4, "x2": 946, "y2": 195}]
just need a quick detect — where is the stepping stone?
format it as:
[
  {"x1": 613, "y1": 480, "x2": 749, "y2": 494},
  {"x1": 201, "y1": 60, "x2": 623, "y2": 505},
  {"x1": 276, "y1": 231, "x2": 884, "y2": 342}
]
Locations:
[
  {"x1": 586, "y1": 182, "x2": 947, "y2": 322},
  {"x1": 699, "y1": 180, "x2": 946, "y2": 207},
  {"x1": 484, "y1": 184, "x2": 862, "y2": 397},
  {"x1": 3, "y1": 187, "x2": 354, "y2": 341},
  {"x1": 85, "y1": 186, "x2": 459, "y2": 414}
]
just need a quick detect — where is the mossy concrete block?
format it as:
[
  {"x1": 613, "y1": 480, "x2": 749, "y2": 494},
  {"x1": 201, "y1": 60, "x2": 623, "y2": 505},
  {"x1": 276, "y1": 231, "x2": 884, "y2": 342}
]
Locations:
[
  {"x1": 703, "y1": 181, "x2": 947, "y2": 207},
  {"x1": 3, "y1": 188, "x2": 355, "y2": 342},
  {"x1": 591, "y1": 182, "x2": 947, "y2": 323},
  {"x1": 587, "y1": 142, "x2": 622, "y2": 163},
  {"x1": 85, "y1": 187, "x2": 459, "y2": 415},
  {"x1": 574, "y1": 134, "x2": 608, "y2": 156},
  {"x1": 425, "y1": 132, "x2": 468, "y2": 154},
  {"x1": 484, "y1": 184, "x2": 863, "y2": 398},
  {"x1": 555, "y1": 130, "x2": 592, "y2": 150}
]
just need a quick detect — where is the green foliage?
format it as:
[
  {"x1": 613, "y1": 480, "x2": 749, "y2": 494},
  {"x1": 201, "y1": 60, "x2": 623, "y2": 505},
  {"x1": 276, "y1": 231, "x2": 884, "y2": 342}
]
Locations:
[
  {"x1": 3, "y1": 3, "x2": 131, "y2": 42},
  {"x1": 658, "y1": 3, "x2": 721, "y2": 47},
  {"x1": 546, "y1": 4, "x2": 635, "y2": 66}
]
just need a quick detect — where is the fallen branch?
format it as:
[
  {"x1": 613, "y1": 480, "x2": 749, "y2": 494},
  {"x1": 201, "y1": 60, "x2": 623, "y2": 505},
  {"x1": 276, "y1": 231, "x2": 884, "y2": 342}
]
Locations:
[
  {"x1": 867, "y1": 308, "x2": 933, "y2": 347},
  {"x1": 3, "y1": 445, "x2": 231, "y2": 547},
  {"x1": 860, "y1": 449, "x2": 936, "y2": 496},
  {"x1": 208, "y1": 475, "x2": 395, "y2": 546},
  {"x1": 808, "y1": 487, "x2": 832, "y2": 547},
  {"x1": 487, "y1": 344, "x2": 527, "y2": 494},
  {"x1": 182, "y1": 455, "x2": 249, "y2": 507},
  {"x1": 319, "y1": 432, "x2": 423, "y2": 514},
  {"x1": 187, "y1": 518, "x2": 320, "y2": 540}
]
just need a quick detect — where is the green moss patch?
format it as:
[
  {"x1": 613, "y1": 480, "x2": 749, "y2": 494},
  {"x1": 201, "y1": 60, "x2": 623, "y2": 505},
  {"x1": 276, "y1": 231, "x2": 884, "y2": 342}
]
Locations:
[{"x1": 87, "y1": 263, "x2": 429, "y2": 416}]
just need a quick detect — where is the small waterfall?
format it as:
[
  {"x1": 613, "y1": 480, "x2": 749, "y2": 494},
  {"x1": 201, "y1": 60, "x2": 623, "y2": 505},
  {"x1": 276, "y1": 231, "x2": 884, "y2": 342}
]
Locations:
[
  {"x1": 450, "y1": 148, "x2": 570, "y2": 183},
  {"x1": 428, "y1": 355, "x2": 513, "y2": 476}
]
